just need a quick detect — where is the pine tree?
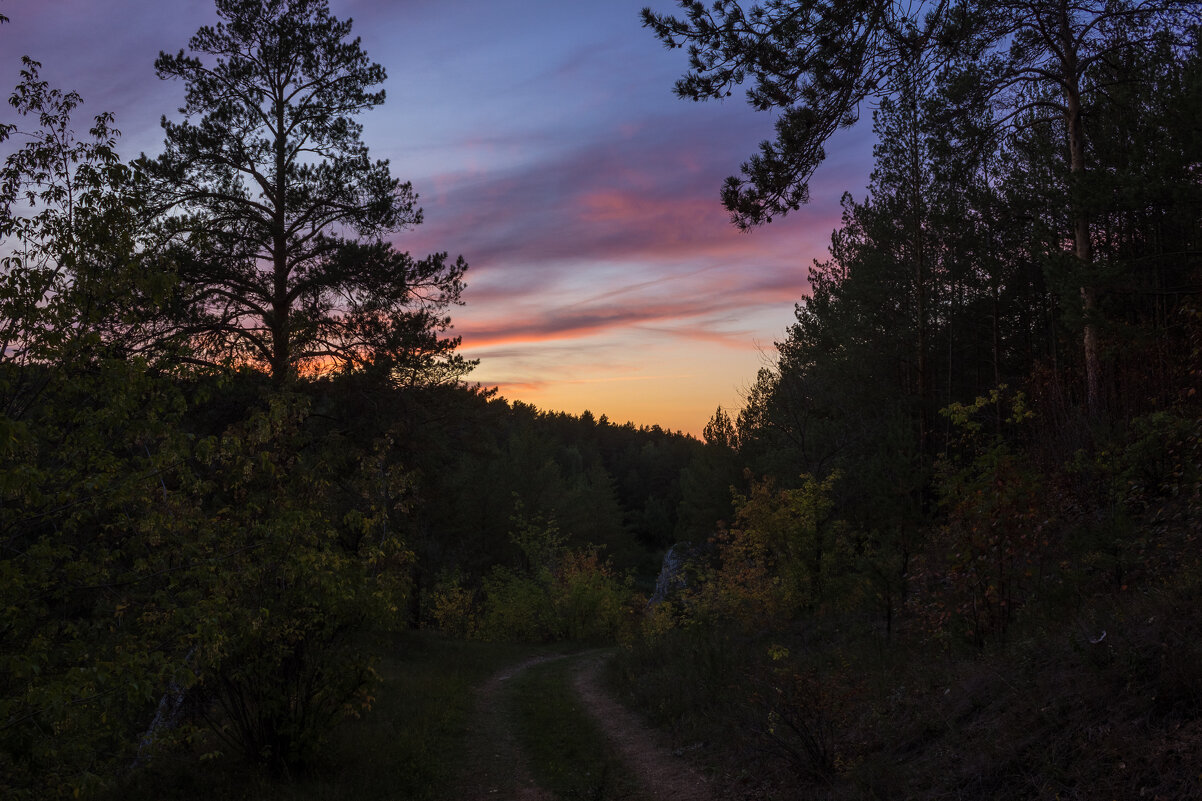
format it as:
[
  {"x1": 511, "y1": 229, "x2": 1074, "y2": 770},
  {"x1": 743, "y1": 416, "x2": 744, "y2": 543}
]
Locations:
[
  {"x1": 145, "y1": 0, "x2": 469, "y2": 383},
  {"x1": 645, "y1": 0, "x2": 1193, "y2": 416}
]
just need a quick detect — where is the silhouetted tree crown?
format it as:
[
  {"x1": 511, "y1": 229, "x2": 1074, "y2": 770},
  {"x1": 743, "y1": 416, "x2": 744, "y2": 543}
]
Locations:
[
  {"x1": 644, "y1": 0, "x2": 1196, "y2": 416},
  {"x1": 146, "y1": 0, "x2": 469, "y2": 383}
]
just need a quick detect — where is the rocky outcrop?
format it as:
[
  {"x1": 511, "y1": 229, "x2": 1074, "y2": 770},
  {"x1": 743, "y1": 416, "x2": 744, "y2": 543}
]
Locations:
[{"x1": 648, "y1": 541, "x2": 709, "y2": 607}]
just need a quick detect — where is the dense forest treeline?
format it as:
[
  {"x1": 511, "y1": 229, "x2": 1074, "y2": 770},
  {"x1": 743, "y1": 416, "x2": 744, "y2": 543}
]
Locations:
[
  {"x1": 704, "y1": 6, "x2": 1202, "y2": 642},
  {"x1": 611, "y1": 2, "x2": 1202, "y2": 798},
  {"x1": 3, "y1": 0, "x2": 1201, "y2": 798}
]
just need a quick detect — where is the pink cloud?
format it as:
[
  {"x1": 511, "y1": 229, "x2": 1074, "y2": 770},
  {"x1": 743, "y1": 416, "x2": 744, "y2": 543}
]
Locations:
[
  {"x1": 455, "y1": 272, "x2": 804, "y2": 353},
  {"x1": 394, "y1": 108, "x2": 854, "y2": 281},
  {"x1": 489, "y1": 379, "x2": 551, "y2": 394}
]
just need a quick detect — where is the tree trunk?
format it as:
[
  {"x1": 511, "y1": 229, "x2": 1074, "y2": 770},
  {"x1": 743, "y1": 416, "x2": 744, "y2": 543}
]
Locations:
[
  {"x1": 902, "y1": 74, "x2": 933, "y2": 474},
  {"x1": 1061, "y1": 5, "x2": 1102, "y2": 416},
  {"x1": 271, "y1": 100, "x2": 290, "y2": 382},
  {"x1": 912, "y1": 132, "x2": 931, "y2": 463}
]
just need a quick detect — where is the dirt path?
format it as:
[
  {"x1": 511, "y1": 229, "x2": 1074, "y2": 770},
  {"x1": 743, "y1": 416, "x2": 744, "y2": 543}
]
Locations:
[
  {"x1": 573, "y1": 653, "x2": 715, "y2": 801},
  {"x1": 451, "y1": 653, "x2": 565, "y2": 800},
  {"x1": 453, "y1": 650, "x2": 714, "y2": 801}
]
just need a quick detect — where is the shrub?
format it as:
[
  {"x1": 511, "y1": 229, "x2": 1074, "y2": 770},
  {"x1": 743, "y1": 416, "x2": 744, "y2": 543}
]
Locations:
[
  {"x1": 178, "y1": 393, "x2": 410, "y2": 774},
  {"x1": 452, "y1": 510, "x2": 641, "y2": 643},
  {"x1": 426, "y1": 573, "x2": 478, "y2": 638},
  {"x1": 479, "y1": 567, "x2": 554, "y2": 641},
  {"x1": 658, "y1": 472, "x2": 847, "y2": 632},
  {"x1": 549, "y1": 548, "x2": 638, "y2": 642}
]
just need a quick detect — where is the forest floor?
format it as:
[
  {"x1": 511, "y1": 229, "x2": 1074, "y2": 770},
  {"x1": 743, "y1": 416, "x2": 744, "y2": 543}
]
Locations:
[
  {"x1": 113, "y1": 635, "x2": 720, "y2": 801},
  {"x1": 451, "y1": 649, "x2": 715, "y2": 801}
]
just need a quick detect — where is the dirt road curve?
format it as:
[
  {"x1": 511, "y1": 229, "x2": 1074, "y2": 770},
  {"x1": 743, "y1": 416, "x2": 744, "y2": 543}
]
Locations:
[
  {"x1": 572, "y1": 653, "x2": 715, "y2": 801},
  {"x1": 453, "y1": 651, "x2": 714, "y2": 801}
]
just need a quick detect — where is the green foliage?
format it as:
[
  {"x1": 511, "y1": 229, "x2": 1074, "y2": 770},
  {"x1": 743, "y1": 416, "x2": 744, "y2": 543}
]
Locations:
[
  {"x1": 426, "y1": 572, "x2": 477, "y2": 639},
  {"x1": 1, "y1": 58, "x2": 172, "y2": 375},
  {"x1": 0, "y1": 63, "x2": 192, "y2": 794},
  {"x1": 1063, "y1": 410, "x2": 1202, "y2": 595},
  {"x1": 729, "y1": 471, "x2": 844, "y2": 615},
  {"x1": 474, "y1": 508, "x2": 560, "y2": 641},
  {"x1": 477, "y1": 570, "x2": 548, "y2": 642},
  {"x1": 684, "y1": 472, "x2": 844, "y2": 625},
  {"x1": 0, "y1": 363, "x2": 187, "y2": 799},
  {"x1": 2, "y1": 2, "x2": 1198, "y2": 799},
  {"x1": 0, "y1": 368, "x2": 422, "y2": 794},
  {"x1": 552, "y1": 548, "x2": 638, "y2": 643},
  {"x1": 646, "y1": 471, "x2": 852, "y2": 636},
  {"x1": 1, "y1": 3, "x2": 693, "y2": 797},
  {"x1": 438, "y1": 508, "x2": 639, "y2": 644},
  {"x1": 1109, "y1": 411, "x2": 1202, "y2": 521},
  {"x1": 176, "y1": 392, "x2": 411, "y2": 773},
  {"x1": 0, "y1": 15, "x2": 479, "y2": 791},
  {"x1": 920, "y1": 388, "x2": 1053, "y2": 646},
  {"x1": 616, "y1": 6, "x2": 1202, "y2": 797}
]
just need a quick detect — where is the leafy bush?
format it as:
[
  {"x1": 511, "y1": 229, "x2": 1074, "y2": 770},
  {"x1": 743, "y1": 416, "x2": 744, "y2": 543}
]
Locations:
[
  {"x1": 479, "y1": 567, "x2": 554, "y2": 641},
  {"x1": 177, "y1": 393, "x2": 412, "y2": 774},
  {"x1": 0, "y1": 375, "x2": 423, "y2": 793},
  {"x1": 646, "y1": 472, "x2": 847, "y2": 633},
  {"x1": 426, "y1": 573, "x2": 478, "y2": 637},
  {"x1": 0, "y1": 363, "x2": 191, "y2": 800},
  {"x1": 919, "y1": 388, "x2": 1059, "y2": 646},
  {"x1": 549, "y1": 547, "x2": 637, "y2": 642},
  {"x1": 440, "y1": 510, "x2": 639, "y2": 643}
]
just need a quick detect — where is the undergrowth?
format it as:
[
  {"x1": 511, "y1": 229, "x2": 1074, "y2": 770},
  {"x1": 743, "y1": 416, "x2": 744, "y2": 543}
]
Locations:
[
  {"x1": 611, "y1": 577, "x2": 1202, "y2": 800},
  {"x1": 110, "y1": 632, "x2": 534, "y2": 801}
]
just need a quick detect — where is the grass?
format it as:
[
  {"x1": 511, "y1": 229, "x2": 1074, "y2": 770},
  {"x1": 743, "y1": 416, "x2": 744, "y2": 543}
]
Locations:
[
  {"x1": 111, "y1": 630, "x2": 542, "y2": 801},
  {"x1": 509, "y1": 654, "x2": 648, "y2": 801}
]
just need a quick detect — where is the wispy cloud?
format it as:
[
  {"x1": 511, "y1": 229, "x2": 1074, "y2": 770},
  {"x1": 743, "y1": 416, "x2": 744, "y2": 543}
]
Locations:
[
  {"x1": 4, "y1": 0, "x2": 874, "y2": 434},
  {"x1": 455, "y1": 272, "x2": 806, "y2": 350},
  {"x1": 388, "y1": 103, "x2": 853, "y2": 362},
  {"x1": 395, "y1": 106, "x2": 836, "y2": 266}
]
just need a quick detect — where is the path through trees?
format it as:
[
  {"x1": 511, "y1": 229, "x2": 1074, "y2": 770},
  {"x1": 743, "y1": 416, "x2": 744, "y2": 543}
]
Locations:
[{"x1": 453, "y1": 651, "x2": 715, "y2": 801}]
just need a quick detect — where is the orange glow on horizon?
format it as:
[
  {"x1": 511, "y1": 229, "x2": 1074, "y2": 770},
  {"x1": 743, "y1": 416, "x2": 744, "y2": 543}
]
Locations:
[
  {"x1": 463, "y1": 329, "x2": 784, "y2": 438},
  {"x1": 483, "y1": 378, "x2": 729, "y2": 437}
]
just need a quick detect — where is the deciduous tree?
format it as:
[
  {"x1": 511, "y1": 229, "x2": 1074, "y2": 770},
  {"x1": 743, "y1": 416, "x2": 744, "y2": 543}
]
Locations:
[{"x1": 1, "y1": 59, "x2": 171, "y2": 386}]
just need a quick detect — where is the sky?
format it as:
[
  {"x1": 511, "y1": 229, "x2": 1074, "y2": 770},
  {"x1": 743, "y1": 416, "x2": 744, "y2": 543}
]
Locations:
[{"x1": 1, "y1": 0, "x2": 874, "y2": 436}]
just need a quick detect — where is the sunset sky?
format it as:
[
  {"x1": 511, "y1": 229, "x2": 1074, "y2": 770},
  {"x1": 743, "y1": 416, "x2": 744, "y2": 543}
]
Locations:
[{"x1": 2, "y1": 0, "x2": 874, "y2": 435}]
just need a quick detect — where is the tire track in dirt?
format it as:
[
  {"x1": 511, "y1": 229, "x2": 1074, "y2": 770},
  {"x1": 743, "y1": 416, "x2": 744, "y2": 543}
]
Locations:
[
  {"x1": 453, "y1": 650, "x2": 713, "y2": 800},
  {"x1": 572, "y1": 653, "x2": 715, "y2": 801},
  {"x1": 451, "y1": 653, "x2": 566, "y2": 800}
]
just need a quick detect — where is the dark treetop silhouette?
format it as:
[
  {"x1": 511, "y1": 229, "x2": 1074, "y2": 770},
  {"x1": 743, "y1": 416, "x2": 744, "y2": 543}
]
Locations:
[{"x1": 144, "y1": 0, "x2": 469, "y2": 384}]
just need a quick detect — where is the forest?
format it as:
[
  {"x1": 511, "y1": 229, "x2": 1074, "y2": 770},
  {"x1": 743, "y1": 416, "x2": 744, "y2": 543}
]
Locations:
[{"x1": 1, "y1": 0, "x2": 1200, "y2": 799}]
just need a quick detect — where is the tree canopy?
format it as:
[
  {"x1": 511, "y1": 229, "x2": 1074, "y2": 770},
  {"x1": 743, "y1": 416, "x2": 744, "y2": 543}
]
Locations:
[
  {"x1": 642, "y1": 0, "x2": 944, "y2": 228},
  {"x1": 645, "y1": 0, "x2": 1198, "y2": 415},
  {"x1": 145, "y1": 0, "x2": 469, "y2": 383}
]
